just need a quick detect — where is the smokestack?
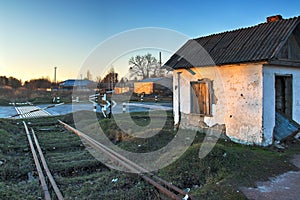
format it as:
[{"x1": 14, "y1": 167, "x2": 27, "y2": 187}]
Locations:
[
  {"x1": 267, "y1": 15, "x2": 283, "y2": 23},
  {"x1": 159, "y1": 52, "x2": 162, "y2": 67},
  {"x1": 54, "y1": 67, "x2": 57, "y2": 83}
]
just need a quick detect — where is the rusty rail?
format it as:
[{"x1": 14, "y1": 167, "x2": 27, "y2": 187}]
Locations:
[
  {"x1": 58, "y1": 120, "x2": 191, "y2": 200},
  {"x1": 31, "y1": 128, "x2": 64, "y2": 200},
  {"x1": 23, "y1": 121, "x2": 64, "y2": 200},
  {"x1": 23, "y1": 121, "x2": 51, "y2": 200}
]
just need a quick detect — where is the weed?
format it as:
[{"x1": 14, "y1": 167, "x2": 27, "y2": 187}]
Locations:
[{"x1": 0, "y1": 112, "x2": 299, "y2": 199}]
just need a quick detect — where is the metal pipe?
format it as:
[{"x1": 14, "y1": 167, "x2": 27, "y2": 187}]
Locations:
[{"x1": 177, "y1": 72, "x2": 182, "y2": 124}]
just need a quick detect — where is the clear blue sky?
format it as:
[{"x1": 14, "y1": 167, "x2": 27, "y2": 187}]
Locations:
[{"x1": 0, "y1": 0, "x2": 299, "y2": 82}]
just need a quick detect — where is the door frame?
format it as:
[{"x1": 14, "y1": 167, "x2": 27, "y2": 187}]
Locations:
[{"x1": 274, "y1": 74, "x2": 293, "y2": 119}]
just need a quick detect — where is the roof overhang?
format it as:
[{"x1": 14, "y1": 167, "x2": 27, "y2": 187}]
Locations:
[
  {"x1": 269, "y1": 59, "x2": 300, "y2": 67},
  {"x1": 172, "y1": 61, "x2": 269, "y2": 70}
]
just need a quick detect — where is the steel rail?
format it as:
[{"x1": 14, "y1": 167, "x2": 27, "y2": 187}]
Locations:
[
  {"x1": 59, "y1": 120, "x2": 181, "y2": 200},
  {"x1": 23, "y1": 121, "x2": 51, "y2": 200},
  {"x1": 58, "y1": 120, "x2": 191, "y2": 200},
  {"x1": 31, "y1": 128, "x2": 64, "y2": 200}
]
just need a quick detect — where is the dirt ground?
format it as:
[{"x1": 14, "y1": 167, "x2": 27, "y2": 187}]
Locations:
[{"x1": 241, "y1": 154, "x2": 300, "y2": 200}]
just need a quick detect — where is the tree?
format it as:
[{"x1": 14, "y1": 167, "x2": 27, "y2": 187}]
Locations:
[
  {"x1": 0, "y1": 76, "x2": 9, "y2": 86},
  {"x1": 0, "y1": 76, "x2": 21, "y2": 89},
  {"x1": 119, "y1": 77, "x2": 128, "y2": 87},
  {"x1": 128, "y1": 53, "x2": 167, "y2": 80},
  {"x1": 24, "y1": 78, "x2": 51, "y2": 90},
  {"x1": 8, "y1": 77, "x2": 22, "y2": 89},
  {"x1": 98, "y1": 67, "x2": 118, "y2": 92},
  {"x1": 85, "y1": 70, "x2": 92, "y2": 80},
  {"x1": 95, "y1": 76, "x2": 101, "y2": 83}
]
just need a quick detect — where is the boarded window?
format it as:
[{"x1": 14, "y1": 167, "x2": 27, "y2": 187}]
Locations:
[{"x1": 190, "y1": 80, "x2": 213, "y2": 116}]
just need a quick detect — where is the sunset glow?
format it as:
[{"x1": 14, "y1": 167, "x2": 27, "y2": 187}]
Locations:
[{"x1": 1, "y1": 0, "x2": 299, "y2": 82}]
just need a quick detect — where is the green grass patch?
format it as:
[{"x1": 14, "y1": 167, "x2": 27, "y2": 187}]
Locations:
[
  {"x1": 158, "y1": 132, "x2": 299, "y2": 199},
  {"x1": 0, "y1": 99, "x2": 10, "y2": 106},
  {"x1": 0, "y1": 119, "x2": 42, "y2": 199},
  {"x1": 0, "y1": 112, "x2": 299, "y2": 199}
]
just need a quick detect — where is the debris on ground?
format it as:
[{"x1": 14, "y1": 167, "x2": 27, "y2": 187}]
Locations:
[
  {"x1": 182, "y1": 194, "x2": 191, "y2": 200},
  {"x1": 274, "y1": 112, "x2": 300, "y2": 142},
  {"x1": 111, "y1": 178, "x2": 118, "y2": 183},
  {"x1": 27, "y1": 172, "x2": 35, "y2": 181},
  {"x1": 274, "y1": 141, "x2": 285, "y2": 150},
  {"x1": 294, "y1": 132, "x2": 300, "y2": 140}
]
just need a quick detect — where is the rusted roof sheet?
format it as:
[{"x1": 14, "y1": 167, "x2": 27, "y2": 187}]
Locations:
[{"x1": 165, "y1": 16, "x2": 300, "y2": 69}]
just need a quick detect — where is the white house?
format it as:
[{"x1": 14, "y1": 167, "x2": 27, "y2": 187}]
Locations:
[{"x1": 164, "y1": 15, "x2": 300, "y2": 146}]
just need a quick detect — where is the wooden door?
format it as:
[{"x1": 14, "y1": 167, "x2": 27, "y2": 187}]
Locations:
[{"x1": 191, "y1": 82, "x2": 210, "y2": 115}]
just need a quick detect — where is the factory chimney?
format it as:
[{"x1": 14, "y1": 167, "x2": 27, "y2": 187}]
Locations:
[{"x1": 54, "y1": 66, "x2": 57, "y2": 84}]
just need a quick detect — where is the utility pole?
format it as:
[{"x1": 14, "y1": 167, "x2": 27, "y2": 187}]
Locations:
[
  {"x1": 159, "y1": 52, "x2": 162, "y2": 67},
  {"x1": 54, "y1": 67, "x2": 57, "y2": 84},
  {"x1": 80, "y1": 74, "x2": 83, "y2": 89}
]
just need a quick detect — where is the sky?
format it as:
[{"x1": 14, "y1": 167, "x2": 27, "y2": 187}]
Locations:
[{"x1": 0, "y1": 0, "x2": 299, "y2": 82}]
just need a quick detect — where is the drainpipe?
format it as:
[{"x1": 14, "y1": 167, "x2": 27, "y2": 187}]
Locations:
[{"x1": 177, "y1": 72, "x2": 182, "y2": 125}]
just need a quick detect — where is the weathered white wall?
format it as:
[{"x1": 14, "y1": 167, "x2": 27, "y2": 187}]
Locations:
[
  {"x1": 173, "y1": 63, "x2": 264, "y2": 145},
  {"x1": 263, "y1": 65, "x2": 300, "y2": 145}
]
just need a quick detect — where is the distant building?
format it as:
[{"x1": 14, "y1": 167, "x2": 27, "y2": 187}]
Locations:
[
  {"x1": 114, "y1": 86, "x2": 130, "y2": 94},
  {"x1": 133, "y1": 77, "x2": 172, "y2": 95},
  {"x1": 59, "y1": 79, "x2": 96, "y2": 91}
]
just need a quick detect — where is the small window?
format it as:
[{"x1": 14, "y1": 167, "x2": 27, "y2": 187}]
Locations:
[{"x1": 190, "y1": 80, "x2": 213, "y2": 116}]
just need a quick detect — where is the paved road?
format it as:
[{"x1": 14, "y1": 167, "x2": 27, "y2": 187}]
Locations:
[
  {"x1": 15, "y1": 106, "x2": 51, "y2": 118},
  {"x1": 0, "y1": 102, "x2": 173, "y2": 118},
  {"x1": 241, "y1": 154, "x2": 300, "y2": 200}
]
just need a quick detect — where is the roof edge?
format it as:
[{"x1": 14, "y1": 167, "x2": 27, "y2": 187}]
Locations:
[
  {"x1": 172, "y1": 61, "x2": 269, "y2": 69},
  {"x1": 193, "y1": 15, "x2": 300, "y2": 41}
]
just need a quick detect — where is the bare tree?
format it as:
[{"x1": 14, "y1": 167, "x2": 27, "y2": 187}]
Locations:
[
  {"x1": 129, "y1": 53, "x2": 166, "y2": 80},
  {"x1": 86, "y1": 70, "x2": 92, "y2": 80}
]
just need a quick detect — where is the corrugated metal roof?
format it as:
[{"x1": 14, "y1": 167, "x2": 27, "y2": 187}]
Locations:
[
  {"x1": 165, "y1": 16, "x2": 300, "y2": 69},
  {"x1": 60, "y1": 79, "x2": 94, "y2": 87},
  {"x1": 139, "y1": 77, "x2": 172, "y2": 85}
]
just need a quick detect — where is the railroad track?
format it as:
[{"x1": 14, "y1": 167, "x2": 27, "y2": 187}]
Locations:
[
  {"x1": 15, "y1": 106, "x2": 51, "y2": 118},
  {"x1": 58, "y1": 120, "x2": 192, "y2": 200},
  {"x1": 20, "y1": 114, "x2": 192, "y2": 199},
  {"x1": 21, "y1": 118, "x2": 108, "y2": 199},
  {"x1": 11, "y1": 103, "x2": 64, "y2": 118},
  {"x1": 23, "y1": 121, "x2": 64, "y2": 200}
]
